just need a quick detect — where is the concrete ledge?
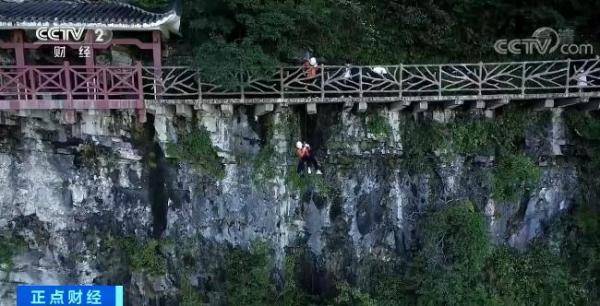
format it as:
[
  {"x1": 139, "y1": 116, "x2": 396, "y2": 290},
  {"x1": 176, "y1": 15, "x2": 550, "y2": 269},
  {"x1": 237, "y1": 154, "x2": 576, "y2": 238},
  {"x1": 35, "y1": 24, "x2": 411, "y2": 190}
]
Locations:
[
  {"x1": 390, "y1": 100, "x2": 410, "y2": 112},
  {"x1": 176, "y1": 104, "x2": 193, "y2": 118},
  {"x1": 486, "y1": 97, "x2": 509, "y2": 110},
  {"x1": 254, "y1": 103, "x2": 274, "y2": 117},
  {"x1": 220, "y1": 104, "x2": 234, "y2": 116},
  {"x1": 444, "y1": 99, "x2": 464, "y2": 109},
  {"x1": 555, "y1": 96, "x2": 589, "y2": 108},
  {"x1": 357, "y1": 102, "x2": 368, "y2": 113},
  {"x1": 533, "y1": 99, "x2": 554, "y2": 111},
  {"x1": 412, "y1": 101, "x2": 428, "y2": 113},
  {"x1": 307, "y1": 103, "x2": 317, "y2": 115}
]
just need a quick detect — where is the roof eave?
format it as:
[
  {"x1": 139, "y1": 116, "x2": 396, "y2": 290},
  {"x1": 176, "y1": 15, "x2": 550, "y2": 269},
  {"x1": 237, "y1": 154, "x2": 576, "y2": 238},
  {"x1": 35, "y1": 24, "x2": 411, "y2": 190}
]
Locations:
[{"x1": 0, "y1": 12, "x2": 181, "y2": 35}]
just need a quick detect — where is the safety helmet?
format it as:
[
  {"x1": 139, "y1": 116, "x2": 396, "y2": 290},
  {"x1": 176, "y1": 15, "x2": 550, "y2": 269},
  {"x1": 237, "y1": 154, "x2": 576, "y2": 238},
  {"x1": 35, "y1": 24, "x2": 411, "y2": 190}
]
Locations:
[
  {"x1": 309, "y1": 57, "x2": 317, "y2": 66},
  {"x1": 296, "y1": 141, "x2": 303, "y2": 149}
]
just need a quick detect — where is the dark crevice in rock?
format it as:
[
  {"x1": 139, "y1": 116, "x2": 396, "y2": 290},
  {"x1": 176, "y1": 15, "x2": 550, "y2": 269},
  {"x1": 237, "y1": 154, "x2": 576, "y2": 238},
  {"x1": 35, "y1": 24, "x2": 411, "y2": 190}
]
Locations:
[{"x1": 135, "y1": 114, "x2": 169, "y2": 238}]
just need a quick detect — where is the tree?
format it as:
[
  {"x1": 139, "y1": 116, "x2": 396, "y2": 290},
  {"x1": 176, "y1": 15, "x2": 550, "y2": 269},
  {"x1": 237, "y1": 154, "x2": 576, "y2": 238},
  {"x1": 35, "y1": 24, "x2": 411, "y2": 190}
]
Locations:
[{"x1": 414, "y1": 201, "x2": 492, "y2": 305}]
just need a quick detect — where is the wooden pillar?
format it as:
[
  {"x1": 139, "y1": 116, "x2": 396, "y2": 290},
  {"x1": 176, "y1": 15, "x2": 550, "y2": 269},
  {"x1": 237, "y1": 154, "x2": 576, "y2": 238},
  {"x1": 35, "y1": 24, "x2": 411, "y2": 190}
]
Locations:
[
  {"x1": 84, "y1": 30, "x2": 96, "y2": 67},
  {"x1": 84, "y1": 31, "x2": 96, "y2": 111},
  {"x1": 152, "y1": 30, "x2": 162, "y2": 97},
  {"x1": 11, "y1": 30, "x2": 25, "y2": 66},
  {"x1": 142, "y1": 31, "x2": 162, "y2": 122},
  {"x1": 11, "y1": 30, "x2": 25, "y2": 111}
]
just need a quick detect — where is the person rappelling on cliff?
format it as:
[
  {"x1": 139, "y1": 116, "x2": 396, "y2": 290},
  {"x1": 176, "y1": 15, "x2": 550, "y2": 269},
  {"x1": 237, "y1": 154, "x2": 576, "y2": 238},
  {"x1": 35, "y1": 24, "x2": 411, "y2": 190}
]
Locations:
[{"x1": 296, "y1": 141, "x2": 322, "y2": 175}]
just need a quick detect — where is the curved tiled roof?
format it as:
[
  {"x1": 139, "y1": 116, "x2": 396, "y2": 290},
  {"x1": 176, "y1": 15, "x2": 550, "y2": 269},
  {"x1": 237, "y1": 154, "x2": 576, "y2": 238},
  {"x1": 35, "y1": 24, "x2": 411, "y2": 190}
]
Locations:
[{"x1": 0, "y1": 0, "x2": 180, "y2": 33}]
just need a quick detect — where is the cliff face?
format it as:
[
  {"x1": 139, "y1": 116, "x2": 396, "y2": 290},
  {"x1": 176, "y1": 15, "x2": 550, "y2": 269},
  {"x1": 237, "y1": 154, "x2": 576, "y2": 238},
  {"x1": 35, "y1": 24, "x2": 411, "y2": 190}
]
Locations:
[{"x1": 0, "y1": 105, "x2": 580, "y2": 304}]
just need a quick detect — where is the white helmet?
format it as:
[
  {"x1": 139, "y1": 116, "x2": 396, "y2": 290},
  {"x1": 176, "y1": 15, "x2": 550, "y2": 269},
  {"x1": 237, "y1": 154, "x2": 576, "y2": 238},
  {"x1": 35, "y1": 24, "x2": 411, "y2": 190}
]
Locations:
[
  {"x1": 309, "y1": 57, "x2": 317, "y2": 66},
  {"x1": 296, "y1": 141, "x2": 303, "y2": 149}
]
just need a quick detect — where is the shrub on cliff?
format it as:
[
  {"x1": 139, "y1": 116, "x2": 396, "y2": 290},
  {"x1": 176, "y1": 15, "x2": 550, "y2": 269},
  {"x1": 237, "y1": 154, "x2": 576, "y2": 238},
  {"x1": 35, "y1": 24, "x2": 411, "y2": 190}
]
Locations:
[{"x1": 167, "y1": 128, "x2": 225, "y2": 179}]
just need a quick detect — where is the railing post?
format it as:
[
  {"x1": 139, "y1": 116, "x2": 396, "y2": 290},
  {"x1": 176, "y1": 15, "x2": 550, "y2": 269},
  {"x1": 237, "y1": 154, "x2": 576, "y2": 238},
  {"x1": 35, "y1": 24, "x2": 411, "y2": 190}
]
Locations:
[
  {"x1": 103, "y1": 67, "x2": 108, "y2": 105},
  {"x1": 64, "y1": 61, "x2": 73, "y2": 109},
  {"x1": 439, "y1": 65, "x2": 443, "y2": 97},
  {"x1": 320, "y1": 64, "x2": 325, "y2": 101},
  {"x1": 280, "y1": 67, "x2": 284, "y2": 101},
  {"x1": 521, "y1": 62, "x2": 526, "y2": 95},
  {"x1": 197, "y1": 68, "x2": 203, "y2": 105},
  {"x1": 478, "y1": 62, "x2": 483, "y2": 96},
  {"x1": 399, "y1": 64, "x2": 403, "y2": 98},
  {"x1": 240, "y1": 69, "x2": 245, "y2": 102},
  {"x1": 136, "y1": 61, "x2": 144, "y2": 110},
  {"x1": 28, "y1": 67, "x2": 36, "y2": 103},
  {"x1": 359, "y1": 67, "x2": 363, "y2": 99},
  {"x1": 565, "y1": 58, "x2": 571, "y2": 94}
]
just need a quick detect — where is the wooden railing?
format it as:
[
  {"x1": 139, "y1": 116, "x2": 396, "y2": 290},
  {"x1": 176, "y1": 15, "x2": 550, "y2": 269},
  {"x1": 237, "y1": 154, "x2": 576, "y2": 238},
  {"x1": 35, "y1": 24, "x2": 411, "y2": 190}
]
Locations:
[
  {"x1": 0, "y1": 58, "x2": 599, "y2": 110},
  {"x1": 143, "y1": 58, "x2": 600, "y2": 104},
  {"x1": 0, "y1": 63, "x2": 143, "y2": 110}
]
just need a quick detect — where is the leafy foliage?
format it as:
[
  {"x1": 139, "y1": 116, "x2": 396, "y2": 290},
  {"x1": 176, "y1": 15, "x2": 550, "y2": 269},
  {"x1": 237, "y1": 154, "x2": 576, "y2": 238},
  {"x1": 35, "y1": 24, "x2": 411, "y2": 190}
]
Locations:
[
  {"x1": 173, "y1": 0, "x2": 600, "y2": 79},
  {"x1": 485, "y1": 246, "x2": 585, "y2": 304},
  {"x1": 492, "y1": 153, "x2": 541, "y2": 202},
  {"x1": 167, "y1": 128, "x2": 225, "y2": 179},
  {"x1": 286, "y1": 167, "x2": 333, "y2": 199},
  {"x1": 399, "y1": 118, "x2": 446, "y2": 173},
  {"x1": 364, "y1": 113, "x2": 392, "y2": 138},
  {"x1": 0, "y1": 234, "x2": 26, "y2": 271},
  {"x1": 563, "y1": 112, "x2": 600, "y2": 300},
  {"x1": 414, "y1": 201, "x2": 492, "y2": 305},
  {"x1": 180, "y1": 276, "x2": 206, "y2": 306},
  {"x1": 110, "y1": 238, "x2": 168, "y2": 276},
  {"x1": 223, "y1": 242, "x2": 277, "y2": 305},
  {"x1": 399, "y1": 110, "x2": 544, "y2": 201}
]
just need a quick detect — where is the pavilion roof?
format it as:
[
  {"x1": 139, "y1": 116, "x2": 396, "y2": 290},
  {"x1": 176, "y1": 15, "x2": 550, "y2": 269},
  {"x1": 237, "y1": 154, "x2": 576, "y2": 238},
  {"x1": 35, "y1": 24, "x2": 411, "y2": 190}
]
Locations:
[{"x1": 0, "y1": 0, "x2": 180, "y2": 34}]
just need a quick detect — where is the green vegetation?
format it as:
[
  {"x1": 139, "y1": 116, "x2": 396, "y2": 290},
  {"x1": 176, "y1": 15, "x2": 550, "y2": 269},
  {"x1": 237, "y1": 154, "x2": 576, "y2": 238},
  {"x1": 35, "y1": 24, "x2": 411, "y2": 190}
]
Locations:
[
  {"x1": 252, "y1": 144, "x2": 277, "y2": 185},
  {"x1": 109, "y1": 238, "x2": 168, "y2": 276},
  {"x1": 286, "y1": 167, "x2": 333, "y2": 199},
  {"x1": 492, "y1": 154, "x2": 541, "y2": 202},
  {"x1": 400, "y1": 110, "x2": 545, "y2": 201},
  {"x1": 177, "y1": 200, "x2": 591, "y2": 305},
  {"x1": 167, "y1": 128, "x2": 225, "y2": 179},
  {"x1": 223, "y1": 242, "x2": 277, "y2": 305},
  {"x1": 0, "y1": 234, "x2": 26, "y2": 272},
  {"x1": 563, "y1": 112, "x2": 600, "y2": 300},
  {"x1": 180, "y1": 276, "x2": 206, "y2": 306},
  {"x1": 485, "y1": 245, "x2": 584, "y2": 305},
  {"x1": 400, "y1": 118, "x2": 446, "y2": 173},
  {"x1": 280, "y1": 249, "x2": 312, "y2": 306},
  {"x1": 364, "y1": 113, "x2": 392, "y2": 139},
  {"x1": 132, "y1": 0, "x2": 600, "y2": 83},
  {"x1": 414, "y1": 201, "x2": 492, "y2": 305}
]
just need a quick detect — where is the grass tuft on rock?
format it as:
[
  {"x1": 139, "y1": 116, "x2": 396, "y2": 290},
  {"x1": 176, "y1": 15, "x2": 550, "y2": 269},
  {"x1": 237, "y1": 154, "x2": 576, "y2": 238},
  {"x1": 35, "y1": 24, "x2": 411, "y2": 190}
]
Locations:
[{"x1": 167, "y1": 128, "x2": 225, "y2": 179}]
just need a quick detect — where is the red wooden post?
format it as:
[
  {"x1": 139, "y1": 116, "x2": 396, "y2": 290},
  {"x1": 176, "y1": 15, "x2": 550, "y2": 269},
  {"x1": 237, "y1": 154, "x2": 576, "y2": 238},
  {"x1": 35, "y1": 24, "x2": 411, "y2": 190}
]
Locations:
[
  {"x1": 11, "y1": 30, "x2": 25, "y2": 67},
  {"x1": 84, "y1": 30, "x2": 96, "y2": 103},
  {"x1": 12, "y1": 30, "x2": 25, "y2": 108},
  {"x1": 28, "y1": 68, "x2": 36, "y2": 105},
  {"x1": 136, "y1": 61, "x2": 146, "y2": 123},
  {"x1": 102, "y1": 67, "x2": 109, "y2": 107},
  {"x1": 63, "y1": 61, "x2": 76, "y2": 124}
]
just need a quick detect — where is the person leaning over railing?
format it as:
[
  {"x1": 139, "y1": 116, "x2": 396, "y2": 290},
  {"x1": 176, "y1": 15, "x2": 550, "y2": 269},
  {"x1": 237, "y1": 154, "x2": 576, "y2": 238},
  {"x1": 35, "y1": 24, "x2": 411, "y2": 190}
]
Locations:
[{"x1": 303, "y1": 57, "x2": 318, "y2": 79}]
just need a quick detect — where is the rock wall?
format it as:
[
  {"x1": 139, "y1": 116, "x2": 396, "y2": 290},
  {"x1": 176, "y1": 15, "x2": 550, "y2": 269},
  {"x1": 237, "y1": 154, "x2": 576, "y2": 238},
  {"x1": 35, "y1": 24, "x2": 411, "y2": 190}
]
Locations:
[{"x1": 0, "y1": 104, "x2": 578, "y2": 305}]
